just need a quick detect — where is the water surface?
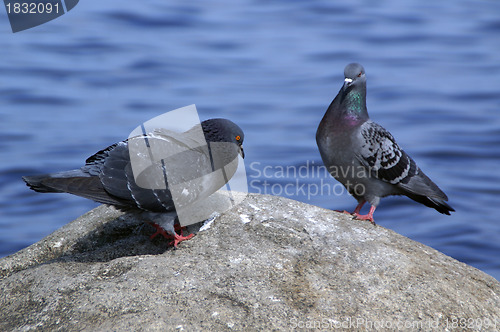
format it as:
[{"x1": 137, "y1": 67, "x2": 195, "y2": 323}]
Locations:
[{"x1": 1, "y1": 0, "x2": 499, "y2": 280}]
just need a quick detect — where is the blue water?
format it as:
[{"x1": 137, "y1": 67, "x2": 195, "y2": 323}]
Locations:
[{"x1": 1, "y1": 1, "x2": 499, "y2": 280}]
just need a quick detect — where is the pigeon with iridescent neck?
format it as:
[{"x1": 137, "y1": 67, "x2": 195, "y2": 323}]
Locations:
[{"x1": 316, "y1": 63, "x2": 454, "y2": 222}]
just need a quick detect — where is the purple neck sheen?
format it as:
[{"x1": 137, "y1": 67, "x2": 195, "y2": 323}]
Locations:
[{"x1": 342, "y1": 113, "x2": 365, "y2": 127}]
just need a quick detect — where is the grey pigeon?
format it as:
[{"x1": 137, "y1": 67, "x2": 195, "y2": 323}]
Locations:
[
  {"x1": 23, "y1": 118, "x2": 245, "y2": 247},
  {"x1": 316, "y1": 63, "x2": 454, "y2": 222}
]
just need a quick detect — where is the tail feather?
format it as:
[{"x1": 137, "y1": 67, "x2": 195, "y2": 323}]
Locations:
[
  {"x1": 407, "y1": 193, "x2": 455, "y2": 215},
  {"x1": 23, "y1": 171, "x2": 128, "y2": 206},
  {"x1": 398, "y1": 170, "x2": 454, "y2": 215},
  {"x1": 23, "y1": 174, "x2": 64, "y2": 193}
]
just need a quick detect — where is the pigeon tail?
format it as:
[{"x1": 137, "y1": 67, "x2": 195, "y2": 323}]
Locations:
[
  {"x1": 23, "y1": 170, "x2": 130, "y2": 206},
  {"x1": 407, "y1": 194, "x2": 455, "y2": 215},
  {"x1": 23, "y1": 174, "x2": 64, "y2": 193}
]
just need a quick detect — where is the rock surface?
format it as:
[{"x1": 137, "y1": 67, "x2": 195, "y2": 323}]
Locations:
[{"x1": 1, "y1": 194, "x2": 499, "y2": 331}]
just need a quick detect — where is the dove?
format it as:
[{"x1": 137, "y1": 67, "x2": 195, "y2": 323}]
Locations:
[
  {"x1": 316, "y1": 63, "x2": 454, "y2": 223},
  {"x1": 23, "y1": 118, "x2": 245, "y2": 247}
]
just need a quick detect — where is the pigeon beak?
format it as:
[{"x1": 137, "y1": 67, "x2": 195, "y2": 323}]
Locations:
[
  {"x1": 238, "y1": 145, "x2": 245, "y2": 159},
  {"x1": 343, "y1": 77, "x2": 353, "y2": 88}
]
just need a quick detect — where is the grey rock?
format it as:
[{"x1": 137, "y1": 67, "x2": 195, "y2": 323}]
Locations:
[{"x1": 1, "y1": 194, "x2": 498, "y2": 331}]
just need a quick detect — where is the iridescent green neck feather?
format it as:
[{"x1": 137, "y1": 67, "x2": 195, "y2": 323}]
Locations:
[{"x1": 344, "y1": 89, "x2": 366, "y2": 116}]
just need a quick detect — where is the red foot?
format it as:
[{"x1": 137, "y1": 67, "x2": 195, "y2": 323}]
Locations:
[
  {"x1": 335, "y1": 202, "x2": 365, "y2": 216},
  {"x1": 148, "y1": 222, "x2": 173, "y2": 240},
  {"x1": 353, "y1": 206, "x2": 376, "y2": 224},
  {"x1": 147, "y1": 222, "x2": 194, "y2": 248},
  {"x1": 169, "y1": 232, "x2": 195, "y2": 248}
]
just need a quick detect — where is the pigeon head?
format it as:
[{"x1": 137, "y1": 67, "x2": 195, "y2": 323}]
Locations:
[
  {"x1": 343, "y1": 63, "x2": 366, "y2": 90},
  {"x1": 201, "y1": 118, "x2": 245, "y2": 158},
  {"x1": 331, "y1": 62, "x2": 368, "y2": 122}
]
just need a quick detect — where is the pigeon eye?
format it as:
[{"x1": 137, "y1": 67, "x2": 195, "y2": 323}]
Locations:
[
  {"x1": 235, "y1": 135, "x2": 241, "y2": 141},
  {"x1": 357, "y1": 72, "x2": 362, "y2": 77}
]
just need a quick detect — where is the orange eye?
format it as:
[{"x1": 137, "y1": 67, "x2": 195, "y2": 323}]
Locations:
[
  {"x1": 235, "y1": 135, "x2": 241, "y2": 141},
  {"x1": 357, "y1": 72, "x2": 362, "y2": 77}
]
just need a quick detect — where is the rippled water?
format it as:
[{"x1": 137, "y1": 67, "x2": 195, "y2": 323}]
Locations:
[{"x1": 1, "y1": 0, "x2": 499, "y2": 280}]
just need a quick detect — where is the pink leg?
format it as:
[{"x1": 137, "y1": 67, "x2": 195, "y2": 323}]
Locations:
[
  {"x1": 148, "y1": 222, "x2": 175, "y2": 240},
  {"x1": 352, "y1": 201, "x2": 365, "y2": 214},
  {"x1": 169, "y1": 232, "x2": 195, "y2": 248},
  {"x1": 335, "y1": 201, "x2": 365, "y2": 215},
  {"x1": 354, "y1": 205, "x2": 376, "y2": 224},
  {"x1": 148, "y1": 222, "x2": 194, "y2": 248}
]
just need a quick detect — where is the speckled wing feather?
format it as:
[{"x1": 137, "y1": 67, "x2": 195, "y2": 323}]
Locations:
[
  {"x1": 356, "y1": 120, "x2": 452, "y2": 208},
  {"x1": 357, "y1": 120, "x2": 417, "y2": 185}
]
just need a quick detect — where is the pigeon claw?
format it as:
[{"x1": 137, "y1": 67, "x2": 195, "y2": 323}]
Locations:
[
  {"x1": 148, "y1": 222, "x2": 171, "y2": 240},
  {"x1": 353, "y1": 213, "x2": 375, "y2": 223},
  {"x1": 335, "y1": 201, "x2": 367, "y2": 217},
  {"x1": 147, "y1": 222, "x2": 194, "y2": 248},
  {"x1": 353, "y1": 206, "x2": 376, "y2": 224},
  {"x1": 169, "y1": 232, "x2": 195, "y2": 249}
]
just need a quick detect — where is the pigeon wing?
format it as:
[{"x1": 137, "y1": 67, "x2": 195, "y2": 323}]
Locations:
[
  {"x1": 356, "y1": 121, "x2": 417, "y2": 186},
  {"x1": 356, "y1": 121, "x2": 453, "y2": 212},
  {"x1": 96, "y1": 129, "x2": 237, "y2": 212}
]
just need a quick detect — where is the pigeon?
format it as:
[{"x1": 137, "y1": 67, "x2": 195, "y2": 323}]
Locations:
[
  {"x1": 316, "y1": 63, "x2": 454, "y2": 223},
  {"x1": 23, "y1": 118, "x2": 245, "y2": 247}
]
